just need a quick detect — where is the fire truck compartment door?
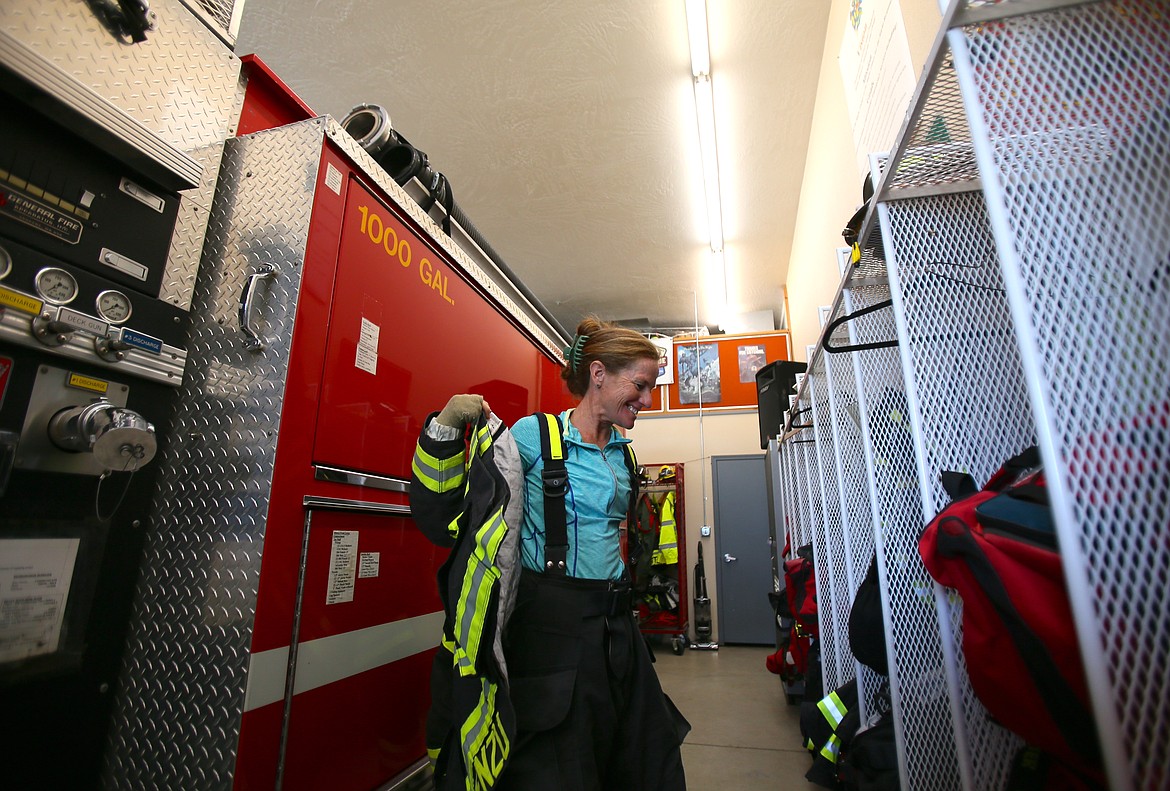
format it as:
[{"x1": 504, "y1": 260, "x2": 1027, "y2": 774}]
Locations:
[
  {"x1": 313, "y1": 176, "x2": 546, "y2": 480},
  {"x1": 282, "y1": 502, "x2": 445, "y2": 791}
]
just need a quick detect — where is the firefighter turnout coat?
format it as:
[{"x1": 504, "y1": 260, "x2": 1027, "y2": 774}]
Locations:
[{"x1": 411, "y1": 411, "x2": 525, "y2": 790}]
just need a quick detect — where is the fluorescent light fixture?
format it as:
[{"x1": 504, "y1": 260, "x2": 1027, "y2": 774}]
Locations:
[
  {"x1": 685, "y1": 0, "x2": 711, "y2": 76},
  {"x1": 686, "y1": 0, "x2": 726, "y2": 317},
  {"x1": 693, "y1": 75, "x2": 723, "y2": 253},
  {"x1": 708, "y1": 248, "x2": 728, "y2": 319}
]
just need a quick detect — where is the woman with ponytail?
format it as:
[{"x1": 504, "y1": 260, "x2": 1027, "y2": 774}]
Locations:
[{"x1": 414, "y1": 316, "x2": 688, "y2": 790}]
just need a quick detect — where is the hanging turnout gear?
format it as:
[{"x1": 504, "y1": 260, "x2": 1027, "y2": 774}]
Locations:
[
  {"x1": 800, "y1": 678, "x2": 860, "y2": 786},
  {"x1": 630, "y1": 492, "x2": 660, "y2": 600},
  {"x1": 650, "y1": 491, "x2": 679, "y2": 566},
  {"x1": 409, "y1": 411, "x2": 525, "y2": 791}
]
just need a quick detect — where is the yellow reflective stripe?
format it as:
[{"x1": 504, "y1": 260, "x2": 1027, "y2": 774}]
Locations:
[
  {"x1": 446, "y1": 513, "x2": 462, "y2": 540},
  {"x1": 818, "y1": 690, "x2": 847, "y2": 729},
  {"x1": 806, "y1": 738, "x2": 816, "y2": 751},
  {"x1": 542, "y1": 413, "x2": 564, "y2": 460},
  {"x1": 427, "y1": 746, "x2": 441, "y2": 764},
  {"x1": 461, "y1": 679, "x2": 510, "y2": 790},
  {"x1": 412, "y1": 444, "x2": 467, "y2": 492},
  {"x1": 454, "y1": 508, "x2": 507, "y2": 676},
  {"x1": 820, "y1": 733, "x2": 841, "y2": 763},
  {"x1": 474, "y1": 421, "x2": 493, "y2": 456}
]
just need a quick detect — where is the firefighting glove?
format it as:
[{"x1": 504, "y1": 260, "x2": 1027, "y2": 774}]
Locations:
[{"x1": 436, "y1": 394, "x2": 490, "y2": 428}]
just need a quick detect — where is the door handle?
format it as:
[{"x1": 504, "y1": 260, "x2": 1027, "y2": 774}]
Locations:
[
  {"x1": 239, "y1": 263, "x2": 277, "y2": 351},
  {"x1": 724, "y1": 553, "x2": 737, "y2": 563}
]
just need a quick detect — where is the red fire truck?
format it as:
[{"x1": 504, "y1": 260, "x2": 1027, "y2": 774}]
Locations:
[{"x1": 0, "y1": 3, "x2": 572, "y2": 788}]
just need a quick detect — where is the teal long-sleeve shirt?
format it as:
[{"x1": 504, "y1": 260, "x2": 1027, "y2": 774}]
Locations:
[{"x1": 510, "y1": 409, "x2": 634, "y2": 581}]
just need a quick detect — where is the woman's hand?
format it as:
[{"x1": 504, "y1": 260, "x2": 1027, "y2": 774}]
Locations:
[{"x1": 436, "y1": 394, "x2": 492, "y2": 428}]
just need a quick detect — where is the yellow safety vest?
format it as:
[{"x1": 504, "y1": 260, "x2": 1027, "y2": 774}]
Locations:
[{"x1": 651, "y1": 491, "x2": 679, "y2": 565}]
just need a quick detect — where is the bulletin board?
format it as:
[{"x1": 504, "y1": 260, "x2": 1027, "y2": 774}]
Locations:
[{"x1": 643, "y1": 331, "x2": 792, "y2": 414}]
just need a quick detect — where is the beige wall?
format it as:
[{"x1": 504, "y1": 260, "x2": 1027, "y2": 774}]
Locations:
[
  {"x1": 784, "y1": 0, "x2": 942, "y2": 358},
  {"x1": 628, "y1": 410, "x2": 763, "y2": 644}
]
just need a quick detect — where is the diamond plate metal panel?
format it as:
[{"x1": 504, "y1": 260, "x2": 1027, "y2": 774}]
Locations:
[
  {"x1": 163, "y1": 141, "x2": 228, "y2": 310},
  {"x1": 1, "y1": 0, "x2": 242, "y2": 153},
  {"x1": 103, "y1": 120, "x2": 325, "y2": 789}
]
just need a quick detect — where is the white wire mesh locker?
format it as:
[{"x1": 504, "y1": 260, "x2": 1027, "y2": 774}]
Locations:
[
  {"x1": 778, "y1": 1, "x2": 1167, "y2": 789},
  {"x1": 948, "y1": 2, "x2": 1169, "y2": 788}
]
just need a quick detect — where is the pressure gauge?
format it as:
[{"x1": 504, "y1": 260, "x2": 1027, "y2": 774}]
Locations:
[
  {"x1": 0, "y1": 245, "x2": 11, "y2": 280},
  {"x1": 96, "y1": 289, "x2": 132, "y2": 324},
  {"x1": 34, "y1": 266, "x2": 79, "y2": 305}
]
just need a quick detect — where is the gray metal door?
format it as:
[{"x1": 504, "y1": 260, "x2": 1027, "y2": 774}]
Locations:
[{"x1": 712, "y1": 454, "x2": 774, "y2": 645}]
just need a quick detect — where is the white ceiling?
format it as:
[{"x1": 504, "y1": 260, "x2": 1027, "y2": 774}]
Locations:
[{"x1": 235, "y1": 1, "x2": 831, "y2": 338}]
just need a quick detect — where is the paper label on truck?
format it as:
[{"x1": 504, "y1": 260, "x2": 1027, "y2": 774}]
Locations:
[
  {"x1": 0, "y1": 538, "x2": 80, "y2": 662},
  {"x1": 325, "y1": 163, "x2": 343, "y2": 195},
  {"x1": 358, "y1": 552, "x2": 380, "y2": 579},
  {"x1": 326, "y1": 530, "x2": 359, "y2": 605},
  {"x1": 355, "y1": 317, "x2": 379, "y2": 375}
]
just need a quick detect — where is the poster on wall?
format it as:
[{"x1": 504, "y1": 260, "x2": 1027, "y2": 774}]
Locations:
[
  {"x1": 738, "y1": 344, "x2": 767, "y2": 383},
  {"x1": 677, "y1": 343, "x2": 721, "y2": 405},
  {"x1": 838, "y1": 0, "x2": 916, "y2": 180},
  {"x1": 652, "y1": 336, "x2": 674, "y2": 386}
]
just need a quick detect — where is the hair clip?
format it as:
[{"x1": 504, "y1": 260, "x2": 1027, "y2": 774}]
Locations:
[{"x1": 564, "y1": 333, "x2": 590, "y2": 373}]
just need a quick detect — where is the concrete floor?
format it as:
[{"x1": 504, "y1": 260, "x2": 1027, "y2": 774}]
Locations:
[{"x1": 652, "y1": 644, "x2": 823, "y2": 791}]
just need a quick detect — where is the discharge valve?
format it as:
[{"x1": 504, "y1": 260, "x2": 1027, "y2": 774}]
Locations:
[{"x1": 47, "y1": 398, "x2": 158, "y2": 471}]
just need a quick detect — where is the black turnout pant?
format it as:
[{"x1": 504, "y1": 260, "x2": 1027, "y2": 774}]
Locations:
[{"x1": 499, "y1": 569, "x2": 689, "y2": 791}]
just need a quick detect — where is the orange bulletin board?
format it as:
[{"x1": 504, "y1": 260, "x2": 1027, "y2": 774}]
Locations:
[{"x1": 648, "y1": 331, "x2": 792, "y2": 413}]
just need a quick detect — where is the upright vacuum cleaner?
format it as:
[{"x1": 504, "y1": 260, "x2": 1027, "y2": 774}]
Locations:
[{"x1": 690, "y1": 541, "x2": 718, "y2": 650}]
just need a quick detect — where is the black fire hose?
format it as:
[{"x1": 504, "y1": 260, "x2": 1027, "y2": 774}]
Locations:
[{"x1": 341, "y1": 105, "x2": 571, "y2": 343}]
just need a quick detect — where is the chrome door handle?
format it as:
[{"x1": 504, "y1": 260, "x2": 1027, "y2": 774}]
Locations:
[
  {"x1": 239, "y1": 263, "x2": 277, "y2": 351},
  {"x1": 724, "y1": 553, "x2": 737, "y2": 563}
]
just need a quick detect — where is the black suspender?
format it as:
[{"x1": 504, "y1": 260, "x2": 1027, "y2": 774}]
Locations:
[
  {"x1": 535, "y1": 413, "x2": 639, "y2": 578},
  {"x1": 621, "y1": 440, "x2": 639, "y2": 515},
  {"x1": 537, "y1": 413, "x2": 570, "y2": 575}
]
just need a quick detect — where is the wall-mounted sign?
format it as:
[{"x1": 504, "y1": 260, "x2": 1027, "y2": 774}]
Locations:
[{"x1": 652, "y1": 336, "x2": 674, "y2": 386}]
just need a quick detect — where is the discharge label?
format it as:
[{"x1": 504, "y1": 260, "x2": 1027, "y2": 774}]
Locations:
[
  {"x1": 67, "y1": 373, "x2": 109, "y2": 394},
  {"x1": 0, "y1": 286, "x2": 43, "y2": 316},
  {"x1": 120, "y1": 328, "x2": 163, "y2": 355}
]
